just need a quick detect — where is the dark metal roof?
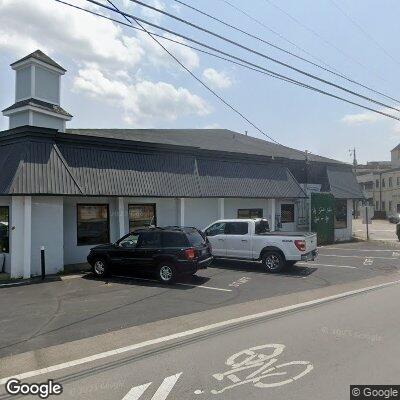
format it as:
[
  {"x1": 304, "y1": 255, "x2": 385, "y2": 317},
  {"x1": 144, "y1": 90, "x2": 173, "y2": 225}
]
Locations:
[
  {"x1": 197, "y1": 158, "x2": 305, "y2": 198},
  {"x1": 11, "y1": 50, "x2": 66, "y2": 72},
  {"x1": 3, "y1": 98, "x2": 72, "y2": 118},
  {"x1": 327, "y1": 166, "x2": 364, "y2": 199},
  {"x1": 0, "y1": 137, "x2": 306, "y2": 198},
  {"x1": 66, "y1": 129, "x2": 343, "y2": 164}
]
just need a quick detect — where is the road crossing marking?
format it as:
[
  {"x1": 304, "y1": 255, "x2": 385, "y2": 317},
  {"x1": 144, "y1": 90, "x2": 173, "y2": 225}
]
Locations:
[
  {"x1": 298, "y1": 262, "x2": 357, "y2": 269},
  {"x1": 122, "y1": 373, "x2": 182, "y2": 400},
  {"x1": 363, "y1": 258, "x2": 374, "y2": 266}
]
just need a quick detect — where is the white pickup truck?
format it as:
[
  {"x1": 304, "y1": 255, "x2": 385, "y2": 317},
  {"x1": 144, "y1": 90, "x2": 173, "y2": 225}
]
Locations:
[{"x1": 203, "y1": 219, "x2": 317, "y2": 272}]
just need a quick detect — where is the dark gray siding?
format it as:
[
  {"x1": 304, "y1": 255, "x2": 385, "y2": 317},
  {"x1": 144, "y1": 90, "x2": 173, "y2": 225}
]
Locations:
[
  {"x1": 197, "y1": 158, "x2": 305, "y2": 198},
  {"x1": 327, "y1": 166, "x2": 364, "y2": 199}
]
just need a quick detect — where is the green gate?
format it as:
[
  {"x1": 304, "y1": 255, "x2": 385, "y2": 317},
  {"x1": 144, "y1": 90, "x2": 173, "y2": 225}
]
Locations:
[{"x1": 311, "y1": 192, "x2": 335, "y2": 245}]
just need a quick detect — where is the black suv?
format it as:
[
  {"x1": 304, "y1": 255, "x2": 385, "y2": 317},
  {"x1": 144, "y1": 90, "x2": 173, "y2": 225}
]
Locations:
[{"x1": 87, "y1": 227, "x2": 213, "y2": 283}]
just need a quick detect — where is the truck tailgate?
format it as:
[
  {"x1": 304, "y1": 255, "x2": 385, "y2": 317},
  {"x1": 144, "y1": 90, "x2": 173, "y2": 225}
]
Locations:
[{"x1": 305, "y1": 233, "x2": 317, "y2": 252}]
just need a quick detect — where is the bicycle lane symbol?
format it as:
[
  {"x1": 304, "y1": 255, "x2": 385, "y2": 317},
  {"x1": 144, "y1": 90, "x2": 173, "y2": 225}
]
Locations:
[
  {"x1": 209, "y1": 344, "x2": 313, "y2": 395},
  {"x1": 121, "y1": 344, "x2": 313, "y2": 398}
]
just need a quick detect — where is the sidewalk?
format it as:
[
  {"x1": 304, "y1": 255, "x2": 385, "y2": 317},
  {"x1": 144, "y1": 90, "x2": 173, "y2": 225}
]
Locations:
[{"x1": 353, "y1": 218, "x2": 399, "y2": 242}]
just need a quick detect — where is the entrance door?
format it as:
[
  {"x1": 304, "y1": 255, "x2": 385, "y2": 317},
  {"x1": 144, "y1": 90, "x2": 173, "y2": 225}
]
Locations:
[{"x1": 311, "y1": 192, "x2": 335, "y2": 245}]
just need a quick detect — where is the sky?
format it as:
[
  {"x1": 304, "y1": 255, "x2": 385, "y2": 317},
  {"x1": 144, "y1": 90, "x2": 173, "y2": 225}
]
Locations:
[{"x1": 1, "y1": 0, "x2": 400, "y2": 164}]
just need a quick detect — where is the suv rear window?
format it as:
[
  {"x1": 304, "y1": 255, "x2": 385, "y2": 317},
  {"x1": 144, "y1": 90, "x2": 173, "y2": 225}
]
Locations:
[
  {"x1": 162, "y1": 232, "x2": 190, "y2": 247},
  {"x1": 186, "y1": 231, "x2": 206, "y2": 247}
]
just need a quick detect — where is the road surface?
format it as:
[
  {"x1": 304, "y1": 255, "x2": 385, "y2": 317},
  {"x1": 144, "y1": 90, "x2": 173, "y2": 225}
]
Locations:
[{"x1": 0, "y1": 277, "x2": 399, "y2": 399}]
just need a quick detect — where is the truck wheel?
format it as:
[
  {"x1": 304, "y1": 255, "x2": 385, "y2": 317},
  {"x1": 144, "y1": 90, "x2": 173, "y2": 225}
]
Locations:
[
  {"x1": 92, "y1": 258, "x2": 109, "y2": 278},
  {"x1": 262, "y1": 251, "x2": 285, "y2": 273}
]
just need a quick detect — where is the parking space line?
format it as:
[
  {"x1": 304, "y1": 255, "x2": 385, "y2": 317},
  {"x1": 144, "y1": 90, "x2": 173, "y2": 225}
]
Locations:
[
  {"x1": 318, "y1": 254, "x2": 397, "y2": 260},
  {"x1": 298, "y1": 262, "x2": 358, "y2": 269},
  {"x1": 320, "y1": 247, "x2": 397, "y2": 252},
  {"x1": 112, "y1": 276, "x2": 232, "y2": 292}
]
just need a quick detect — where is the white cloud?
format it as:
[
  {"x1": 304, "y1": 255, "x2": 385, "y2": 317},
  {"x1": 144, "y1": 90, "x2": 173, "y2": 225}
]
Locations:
[
  {"x1": 0, "y1": 0, "x2": 144, "y2": 69},
  {"x1": 202, "y1": 68, "x2": 232, "y2": 89},
  {"x1": 73, "y1": 66, "x2": 211, "y2": 123},
  {"x1": 138, "y1": 32, "x2": 199, "y2": 71},
  {"x1": 140, "y1": 0, "x2": 165, "y2": 24},
  {"x1": 341, "y1": 112, "x2": 380, "y2": 125}
]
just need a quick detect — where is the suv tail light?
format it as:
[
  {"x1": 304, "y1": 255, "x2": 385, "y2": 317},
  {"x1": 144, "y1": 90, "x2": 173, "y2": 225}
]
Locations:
[
  {"x1": 294, "y1": 240, "x2": 306, "y2": 252},
  {"x1": 184, "y1": 247, "x2": 196, "y2": 260}
]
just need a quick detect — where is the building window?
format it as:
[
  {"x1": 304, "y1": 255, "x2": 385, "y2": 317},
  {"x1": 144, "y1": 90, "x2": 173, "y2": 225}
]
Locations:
[
  {"x1": 397, "y1": 177, "x2": 400, "y2": 186},
  {"x1": 0, "y1": 206, "x2": 9, "y2": 253},
  {"x1": 77, "y1": 204, "x2": 109, "y2": 246},
  {"x1": 281, "y1": 204, "x2": 295, "y2": 223},
  {"x1": 389, "y1": 201, "x2": 392, "y2": 212},
  {"x1": 334, "y1": 199, "x2": 347, "y2": 229},
  {"x1": 237, "y1": 209, "x2": 263, "y2": 219},
  {"x1": 397, "y1": 204, "x2": 400, "y2": 213},
  {"x1": 389, "y1": 177, "x2": 393, "y2": 187},
  {"x1": 382, "y1": 201, "x2": 386, "y2": 211},
  {"x1": 376, "y1": 201, "x2": 379, "y2": 210},
  {"x1": 382, "y1": 178, "x2": 386, "y2": 188},
  {"x1": 376, "y1": 179, "x2": 379, "y2": 188},
  {"x1": 128, "y1": 204, "x2": 156, "y2": 231}
]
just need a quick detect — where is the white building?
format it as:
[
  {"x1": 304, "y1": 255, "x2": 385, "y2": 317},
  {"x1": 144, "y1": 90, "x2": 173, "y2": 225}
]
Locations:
[{"x1": 0, "y1": 51, "x2": 362, "y2": 278}]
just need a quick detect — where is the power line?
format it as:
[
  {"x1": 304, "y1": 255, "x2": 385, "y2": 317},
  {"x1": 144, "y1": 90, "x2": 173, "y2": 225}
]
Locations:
[
  {"x1": 263, "y1": 0, "x2": 389, "y2": 83},
  {"x1": 61, "y1": 0, "x2": 400, "y2": 122},
  {"x1": 123, "y1": 0, "x2": 400, "y2": 113},
  {"x1": 329, "y1": 0, "x2": 400, "y2": 67},
  {"x1": 174, "y1": 0, "x2": 400, "y2": 106},
  {"x1": 102, "y1": 0, "x2": 280, "y2": 144}
]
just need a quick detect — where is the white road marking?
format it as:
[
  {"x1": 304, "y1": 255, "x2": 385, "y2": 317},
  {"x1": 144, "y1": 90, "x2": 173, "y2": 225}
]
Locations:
[
  {"x1": 363, "y1": 258, "x2": 374, "y2": 266},
  {"x1": 2, "y1": 278, "x2": 400, "y2": 385},
  {"x1": 393, "y1": 252, "x2": 400, "y2": 257},
  {"x1": 122, "y1": 382, "x2": 152, "y2": 400},
  {"x1": 298, "y1": 262, "x2": 357, "y2": 269},
  {"x1": 112, "y1": 275, "x2": 232, "y2": 292},
  {"x1": 152, "y1": 373, "x2": 182, "y2": 400},
  {"x1": 320, "y1": 247, "x2": 398, "y2": 252},
  {"x1": 319, "y1": 254, "x2": 396, "y2": 260},
  {"x1": 0, "y1": 281, "x2": 27, "y2": 288}
]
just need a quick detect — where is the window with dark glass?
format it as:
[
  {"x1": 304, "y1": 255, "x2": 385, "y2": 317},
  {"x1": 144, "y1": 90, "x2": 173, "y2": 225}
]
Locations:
[
  {"x1": 389, "y1": 177, "x2": 393, "y2": 187},
  {"x1": 77, "y1": 204, "x2": 109, "y2": 246},
  {"x1": 205, "y1": 222, "x2": 226, "y2": 237},
  {"x1": 281, "y1": 204, "x2": 295, "y2": 223},
  {"x1": 255, "y1": 220, "x2": 270, "y2": 234},
  {"x1": 0, "y1": 206, "x2": 9, "y2": 253},
  {"x1": 334, "y1": 199, "x2": 347, "y2": 229},
  {"x1": 237, "y1": 209, "x2": 263, "y2": 219},
  {"x1": 137, "y1": 231, "x2": 161, "y2": 248},
  {"x1": 382, "y1": 178, "x2": 386, "y2": 188},
  {"x1": 225, "y1": 222, "x2": 249, "y2": 235},
  {"x1": 162, "y1": 232, "x2": 189, "y2": 247},
  {"x1": 376, "y1": 180, "x2": 379, "y2": 188},
  {"x1": 129, "y1": 204, "x2": 156, "y2": 231}
]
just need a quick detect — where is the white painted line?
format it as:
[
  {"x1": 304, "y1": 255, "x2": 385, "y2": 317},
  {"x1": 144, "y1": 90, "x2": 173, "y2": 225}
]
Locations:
[
  {"x1": 321, "y1": 247, "x2": 398, "y2": 252},
  {"x1": 112, "y1": 275, "x2": 232, "y2": 293},
  {"x1": 122, "y1": 382, "x2": 151, "y2": 400},
  {"x1": 319, "y1": 254, "x2": 396, "y2": 260},
  {"x1": 298, "y1": 262, "x2": 357, "y2": 269},
  {"x1": 152, "y1": 373, "x2": 182, "y2": 400},
  {"x1": 0, "y1": 281, "x2": 27, "y2": 288},
  {"x1": 61, "y1": 274, "x2": 85, "y2": 281},
  {"x1": 1, "y1": 277, "x2": 400, "y2": 385}
]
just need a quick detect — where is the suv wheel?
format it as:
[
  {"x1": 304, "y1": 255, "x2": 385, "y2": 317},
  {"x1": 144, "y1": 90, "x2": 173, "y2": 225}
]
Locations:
[
  {"x1": 262, "y1": 251, "x2": 284, "y2": 273},
  {"x1": 158, "y1": 262, "x2": 176, "y2": 284},
  {"x1": 93, "y1": 258, "x2": 108, "y2": 278}
]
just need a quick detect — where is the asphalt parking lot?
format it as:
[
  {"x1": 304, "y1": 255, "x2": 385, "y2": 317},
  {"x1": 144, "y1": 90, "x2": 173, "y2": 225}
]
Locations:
[{"x1": 0, "y1": 241, "x2": 399, "y2": 358}]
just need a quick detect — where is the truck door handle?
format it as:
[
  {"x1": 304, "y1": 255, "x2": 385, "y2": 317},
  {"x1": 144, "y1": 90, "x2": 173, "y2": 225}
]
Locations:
[
  {"x1": 218, "y1": 238, "x2": 224, "y2": 241},
  {"x1": 241, "y1": 239, "x2": 248, "y2": 242}
]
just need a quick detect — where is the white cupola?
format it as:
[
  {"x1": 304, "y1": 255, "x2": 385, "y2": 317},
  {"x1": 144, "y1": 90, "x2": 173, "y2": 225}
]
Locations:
[{"x1": 2, "y1": 50, "x2": 72, "y2": 132}]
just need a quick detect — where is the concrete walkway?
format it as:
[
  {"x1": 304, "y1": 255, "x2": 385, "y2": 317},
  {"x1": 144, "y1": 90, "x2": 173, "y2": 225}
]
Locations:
[{"x1": 352, "y1": 218, "x2": 399, "y2": 242}]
